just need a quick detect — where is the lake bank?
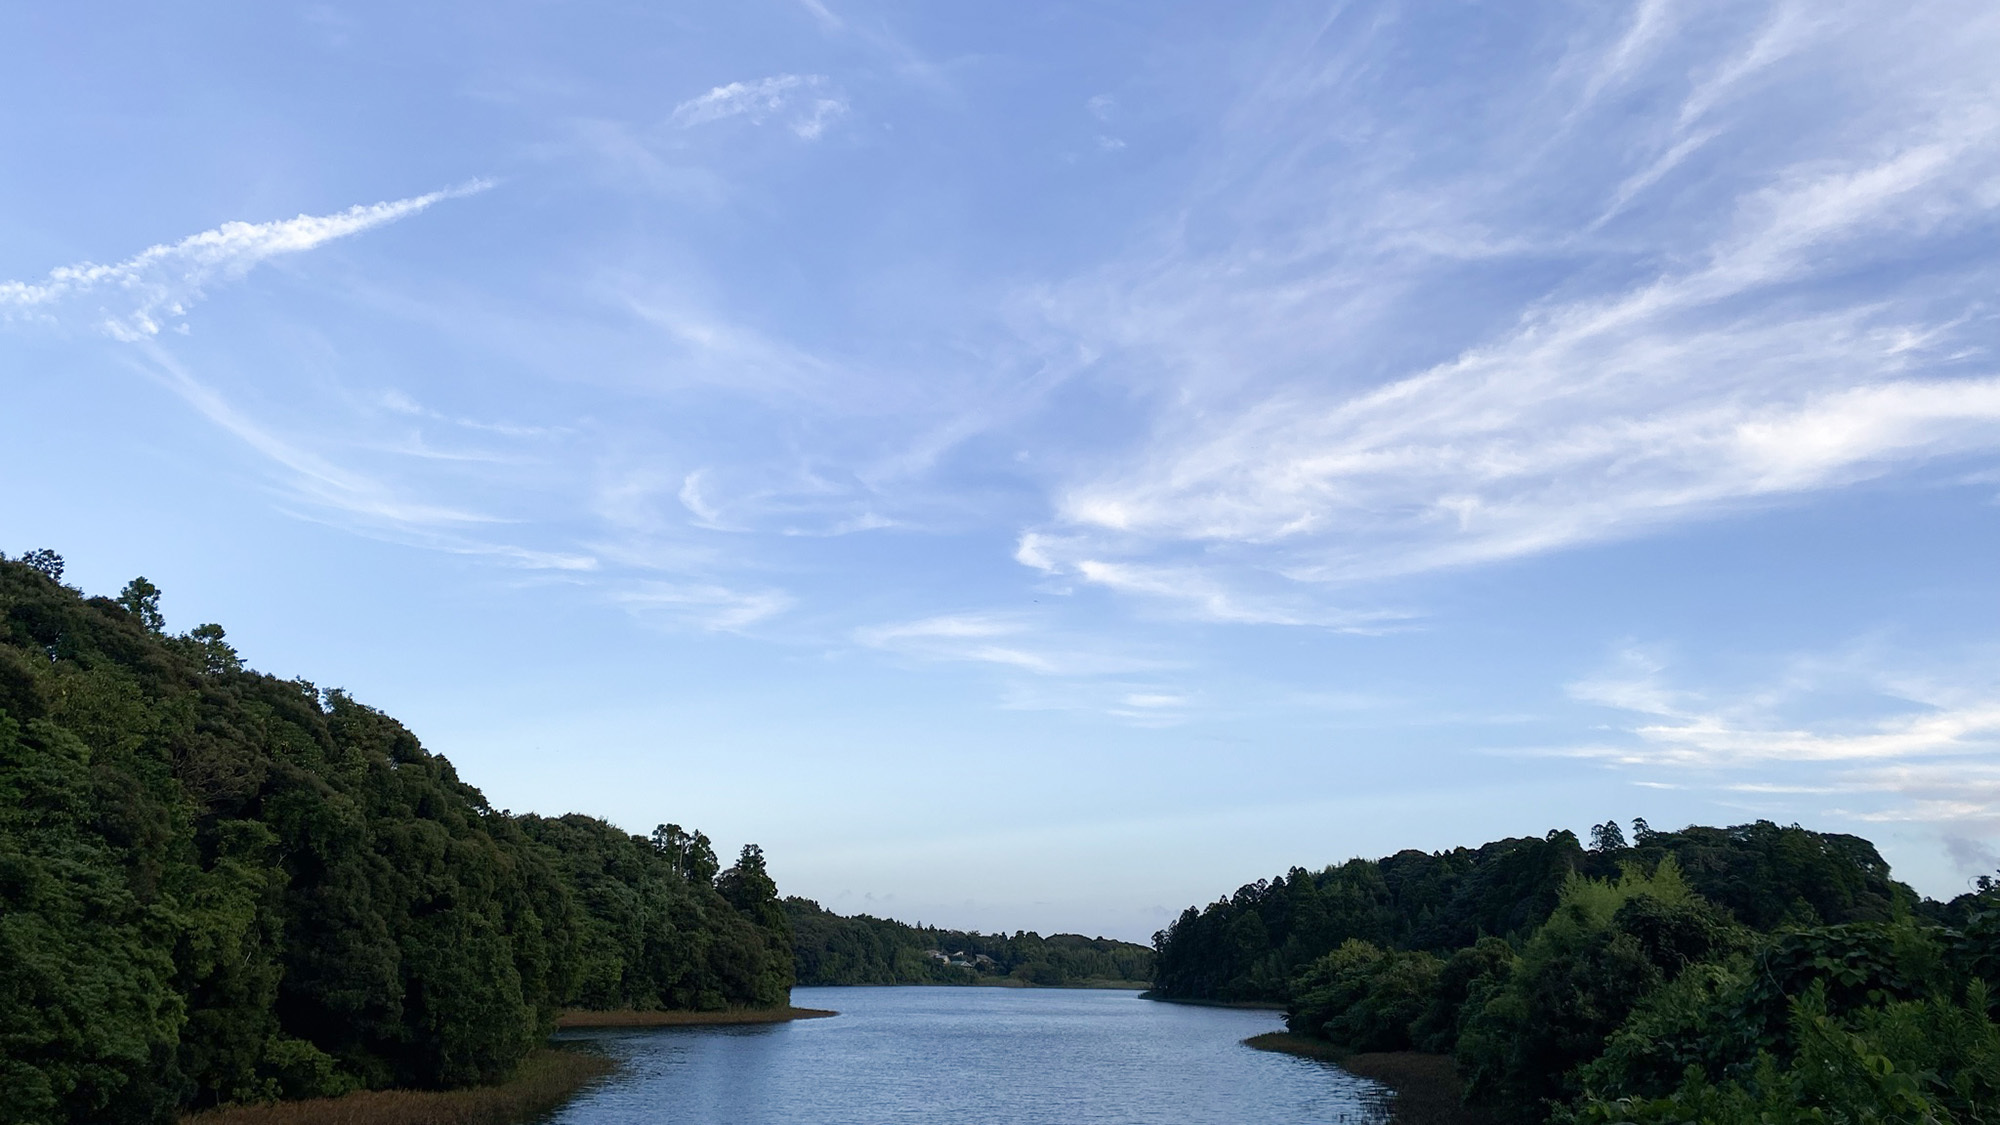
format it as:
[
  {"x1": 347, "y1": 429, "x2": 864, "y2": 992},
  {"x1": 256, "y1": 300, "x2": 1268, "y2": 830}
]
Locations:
[
  {"x1": 1139, "y1": 991, "x2": 1289, "y2": 1009},
  {"x1": 1244, "y1": 1032, "x2": 1485, "y2": 1125},
  {"x1": 822, "y1": 978, "x2": 1153, "y2": 990},
  {"x1": 179, "y1": 1048, "x2": 614, "y2": 1125},
  {"x1": 555, "y1": 1005, "x2": 837, "y2": 1028}
]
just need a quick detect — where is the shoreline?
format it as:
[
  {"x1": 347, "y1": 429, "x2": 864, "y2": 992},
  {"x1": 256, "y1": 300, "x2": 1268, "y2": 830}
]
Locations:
[
  {"x1": 1138, "y1": 991, "x2": 1288, "y2": 1010},
  {"x1": 960, "y1": 977, "x2": 1153, "y2": 990},
  {"x1": 798, "y1": 979, "x2": 1152, "y2": 991},
  {"x1": 179, "y1": 1047, "x2": 614, "y2": 1125},
  {"x1": 556, "y1": 1005, "x2": 838, "y2": 1028},
  {"x1": 1244, "y1": 1032, "x2": 1487, "y2": 1125}
]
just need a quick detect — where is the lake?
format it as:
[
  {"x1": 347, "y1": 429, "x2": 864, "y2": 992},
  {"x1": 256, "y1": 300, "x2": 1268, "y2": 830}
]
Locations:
[{"x1": 550, "y1": 986, "x2": 1391, "y2": 1124}]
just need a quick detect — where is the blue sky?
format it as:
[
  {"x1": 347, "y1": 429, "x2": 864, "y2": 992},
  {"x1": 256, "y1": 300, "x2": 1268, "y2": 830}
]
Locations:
[{"x1": 5, "y1": 0, "x2": 2000, "y2": 940}]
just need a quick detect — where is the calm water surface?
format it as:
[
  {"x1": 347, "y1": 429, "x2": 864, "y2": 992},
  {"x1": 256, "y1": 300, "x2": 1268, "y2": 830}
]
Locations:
[{"x1": 551, "y1": 986, "x2": 1389, "y2": 1125}]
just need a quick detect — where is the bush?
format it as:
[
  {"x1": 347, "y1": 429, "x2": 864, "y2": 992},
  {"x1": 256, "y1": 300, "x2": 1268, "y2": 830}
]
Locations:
[
  {"x1": 1287, "y1": 940, "x2": 1443, "y2": 1052},
  {"x1": 1458, "y1": 860, "x2": 1736, "y2": 1122}
]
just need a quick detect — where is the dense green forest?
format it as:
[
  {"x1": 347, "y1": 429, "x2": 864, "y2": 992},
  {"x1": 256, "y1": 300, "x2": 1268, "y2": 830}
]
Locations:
[
  {"x1": 0, "y1": 553, "x2": 791, "y2": 1125},
  {"x1": 1155, "y1": 820, "x2": 2000, "y2": 1123},
  {"x1": 785, "y1": 897, "x2": 1152, "y2": 986}
]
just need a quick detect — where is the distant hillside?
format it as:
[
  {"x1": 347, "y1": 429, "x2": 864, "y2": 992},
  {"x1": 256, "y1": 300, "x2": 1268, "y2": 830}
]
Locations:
[
  {"x1": 0, "y1": 553, "x2": 791, "y2": 1125},
  {"x1": 784, "y1": 898, "x2": 1153, "y2": 987}
]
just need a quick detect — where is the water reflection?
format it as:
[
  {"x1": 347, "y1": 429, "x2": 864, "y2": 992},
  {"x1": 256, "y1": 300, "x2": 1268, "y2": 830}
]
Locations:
[{"x1": 552, "y1": 987, "x2": 1390, "y2": 1124}]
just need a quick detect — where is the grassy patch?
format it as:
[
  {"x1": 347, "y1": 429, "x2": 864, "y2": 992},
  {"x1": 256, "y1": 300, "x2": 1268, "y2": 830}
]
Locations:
[
  {"x1": 554, "y1": 1005, "x2": 836, "y2": 1028},
  {"x1": 179, "y1": 1048, "x2": 614, "y2": 1125},
  {"x1": 1244, "y1": 1033, "x2": 1490, "y2": 1125}
]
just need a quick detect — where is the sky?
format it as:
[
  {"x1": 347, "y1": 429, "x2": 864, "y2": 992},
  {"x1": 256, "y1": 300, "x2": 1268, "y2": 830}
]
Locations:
[{"x1": 4, "y1": 0, "x2": 2000, "y2": 941}]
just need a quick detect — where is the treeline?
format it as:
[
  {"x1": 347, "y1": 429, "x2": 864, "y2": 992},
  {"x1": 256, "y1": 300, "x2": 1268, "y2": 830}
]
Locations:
[
  {"x1": 0, "y1": 554, "x2": 791, "y2": 1125},
  {"x1": 1156, "y1": 820, "x2": 2000, "y2": 1122},
  {"x1": 785, "y1": 898, "x2": 1153, "y2": 986}
]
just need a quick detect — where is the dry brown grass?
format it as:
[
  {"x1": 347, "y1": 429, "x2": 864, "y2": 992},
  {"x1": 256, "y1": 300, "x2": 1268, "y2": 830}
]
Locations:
[
  {"x1": 179, "y1": 1048, "x2": 614, "y2": 1125},
  {"x1": 554, "y1": 1005, "x2": 837, "y2": 1028},
  {"x1": 1245, "y1": 1033, "x2": 1492, "y2": 1125}
]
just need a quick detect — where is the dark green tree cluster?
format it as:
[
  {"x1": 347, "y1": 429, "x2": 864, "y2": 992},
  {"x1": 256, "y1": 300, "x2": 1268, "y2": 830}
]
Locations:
[
  {"x1": 0, "y1": 554, "x2": 791, "y2": 1125},
  {"x1": 1157, "y1": 816, "x2": 2000, "y2": 1122},
  {"x1": 784, "y1": 898, "x2": 1153, "y2": 987},
  {"x1": 1150, "y1": 820, "x2": 1911, "y2": 1003}
]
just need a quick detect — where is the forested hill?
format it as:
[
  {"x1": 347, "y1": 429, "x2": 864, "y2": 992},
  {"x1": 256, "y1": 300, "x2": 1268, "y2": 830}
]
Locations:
[
  {"x1": 1150, "y1": 819, "x2": 1914, "y2": 1002},
  {"x1": 1156, "y1": 821, "x2": 2000, "y2": 1123},
  {"x1": 0, "y1": 553, "x2": 792, "y2": 1125},
  {"x1": 785, "y1": 898, "x2": 1153, "y2": 986}
]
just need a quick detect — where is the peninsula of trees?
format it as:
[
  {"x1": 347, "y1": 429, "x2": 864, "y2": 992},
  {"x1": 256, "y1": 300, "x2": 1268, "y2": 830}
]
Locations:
[{"x1": 1153, "y1": 819, "x2": 2000, "y2": 1123}]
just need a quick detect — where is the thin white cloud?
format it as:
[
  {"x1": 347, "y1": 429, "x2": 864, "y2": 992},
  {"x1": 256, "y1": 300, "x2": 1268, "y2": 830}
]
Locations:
[
  {"x1": 1842, "y1": 763, "x2": 2000, "y2": 830},
  {"x1": 1, "y1": 182, "x2": 490, "y2": 339},
  {"x1": 855, "y1": 613, "x2": 1173, "y2": 677},
  {"x1": 858, "y1": 613, "x2": 1024, "y2": 644},
  {"x1": 796, "y1": 0, "x2": 843, "y2": 32},
  {"x1": 856, "y1": 614, "x2": 1062, "y2": 673},
  {"x1": 128, "y1": 345, "x2": 597, "y2": 570},
  {"x1": 616, "y1": 581, "x2": 794, "y2": 631},
  {"x1": 1017, "y1": 545, "x2": 1412, "y2": 629},
  {"x1": 1557, "y1": 642, "x2": 2000, "y2": 878},
  {"x1": 670, "y1": 74, "x2": 847, "y2": 138},
  {"x1": 987, "y1": 679, "x2": 1198, "y2": 728},
  {"x1": 0, "y1": 186, "x2": 607, "y2": 572},
  {"x1": 792, "y1": 98, "x2": 848, "y2": 140},
  {"x1": 678, "y1": 470, "x2": 730, "y2": 529},
  {"x1": 132, "y1": 346, "x2": 486, "y2": 526},
  {"x1": 1015, "y1": 0, "x2": 2000, "y2": 612},
  {"x1": 1567, "y1": 646, "x2": 2000, "y2": 768}
]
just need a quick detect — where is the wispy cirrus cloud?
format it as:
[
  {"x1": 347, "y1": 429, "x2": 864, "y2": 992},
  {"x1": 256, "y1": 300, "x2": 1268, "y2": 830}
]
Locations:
[
  {"x1": 855, "y1": 612, "x2": 1174, "y2": 678},
  {"x1": 671, "y1": 74, "x2": 847, "y2": 139},
  {"x1": 0, "y1": 184, "x2": 607, "y2": 572},
  {"x1": 852, "y1": 611, "x2": 1209, "y2": 724},
  {"x1": 614, "y1": 581, "x2": 795, "y2": 631},
  {"x1": 1558, "y1": 641, "x2": 2000, "y2": 875},
  {"x1": 1567, "y1": 647, "x2": 2000, "y2": 768},
  {"x1": 1015, "y1": 0, "x2": 2000, "y2": 614},
  {"x1": 1, "y1": 182, "x2": 490, "y2": 340}
]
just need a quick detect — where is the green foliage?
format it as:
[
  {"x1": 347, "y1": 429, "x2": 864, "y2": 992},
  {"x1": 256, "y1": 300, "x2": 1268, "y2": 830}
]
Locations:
[
  {"x1": 1164, "y1": 809, "x2": 1994, "y2": 1125},
  {"x1": 1152, "y1": 820, "x2": 1914, "y2": 1005},
  {"x1": 1456, "y1": 862, "x2": 1739, "y2": 1122},
  {"x1": 783, "y1": 897, "x2": 1154, "y2": 986},
  {"x1": 1287, "y1": 940, "x2": 1444, "y2": 1051},
  {"x1": 520, "y1": 815, "x2": 791, "y2": 1012},
  {"x1": 1567, "y1": 983, "x2": 2000, "y2": 1125},
  {"x1": 0, "y1": 714, "x2": 186, "y2": 1125},
  {"x1": 0, "y1": 555, "x2": 795, "y2": 1124},
  {"x1": 1744, "y1": 921, "x2": 1950, "y2": 1032},
  {"x1": 116, "y1": 577, "x2": 165, "y2": 633},
  {"x1": 1409, "y1": 937, "x2": 1516, "y2": 1054}
]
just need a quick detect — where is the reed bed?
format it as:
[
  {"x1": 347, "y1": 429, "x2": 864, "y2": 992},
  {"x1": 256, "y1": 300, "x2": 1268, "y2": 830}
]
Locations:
[{"x1": 179, "y1": 1049, "x2": 614, "y2": 1125}]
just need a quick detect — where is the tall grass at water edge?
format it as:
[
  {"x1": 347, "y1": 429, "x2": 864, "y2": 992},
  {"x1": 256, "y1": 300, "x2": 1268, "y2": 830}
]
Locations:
[{"x1": 180, "y1": 1049, "x2": 614, "y2": 1125}]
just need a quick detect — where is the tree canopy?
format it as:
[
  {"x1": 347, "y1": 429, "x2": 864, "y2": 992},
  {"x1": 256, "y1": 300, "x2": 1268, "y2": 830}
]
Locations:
[
  {"x1": 785, "y1": 898, "x2": 1153, "y2": 987},
  {"x1": 0, "y1": 553, "x2": 790, "y2": 1125},
  {"x1": 1155, "y1": 817, "x2": 2000, "y2": 1123}
]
